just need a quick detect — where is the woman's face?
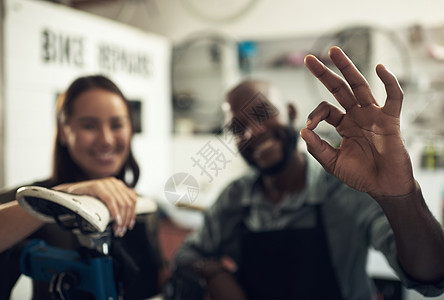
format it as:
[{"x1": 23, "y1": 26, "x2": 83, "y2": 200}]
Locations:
[{"x1": 60, "y1": 88, "x2": 132, "y2": 179}]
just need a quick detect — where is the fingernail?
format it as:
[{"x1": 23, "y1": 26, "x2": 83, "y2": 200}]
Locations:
[
  {"x1": 129, "y1": 219, "x2": 135, "y2": 230},
  {"x1": 116, "y1": 215, "x2": 122, "y2": 226},
  {"x1": 306, "y1": 119, "x2": 312, "y2": 127},
  {"x1": 113, "y1": 227, "x2": 120, "y2": 237},
  {"x1": 121, "y1": 227, "x2": 127, "y2": 237},
  {"x1": 116, "y1": 226, "x2": 124, "y2": 237}
]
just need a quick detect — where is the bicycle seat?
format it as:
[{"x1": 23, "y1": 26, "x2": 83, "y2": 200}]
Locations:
[{"x1": 16, "y1": 186, "x2": 157, "y2": 233}]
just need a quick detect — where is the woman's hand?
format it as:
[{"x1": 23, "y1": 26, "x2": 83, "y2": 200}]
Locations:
[{"x1": 54, "y1": 177, "x2": 138, "y2": 237}]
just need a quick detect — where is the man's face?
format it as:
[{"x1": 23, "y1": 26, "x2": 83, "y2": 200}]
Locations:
[{"x1": 224, "y1": 91, "x2": 297, "y2": 175}]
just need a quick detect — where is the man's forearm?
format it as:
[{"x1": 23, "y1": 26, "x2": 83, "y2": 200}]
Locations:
[{"x1": 374, "y1": 182, "x2": 444, "y2": 282}]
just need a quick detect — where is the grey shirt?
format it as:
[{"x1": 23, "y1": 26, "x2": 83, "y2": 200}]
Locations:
[{"x1": 174, "y1": 155, "x2": 444, "y2": 299}]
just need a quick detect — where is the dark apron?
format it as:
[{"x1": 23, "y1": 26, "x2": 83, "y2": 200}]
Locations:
[{"x1": 238, "y1": 205, "x2": 343, "y2": 300}]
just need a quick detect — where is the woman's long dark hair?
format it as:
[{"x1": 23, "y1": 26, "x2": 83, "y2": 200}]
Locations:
[{"x1": 51, "y1": 75, "x2": 140, "y2": 187}]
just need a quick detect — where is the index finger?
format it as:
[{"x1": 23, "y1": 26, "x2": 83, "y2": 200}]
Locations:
[{"x1": 304, "y1": 54, "x2": 358, "y2": 111}]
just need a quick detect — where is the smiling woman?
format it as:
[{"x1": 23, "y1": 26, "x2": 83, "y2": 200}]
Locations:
[
  {"x1": 0, "y1": 75, "x2": 165, "y2": 300},
  {"x1": 54, "y1": 75, "x2": 139, "y2": 188}
]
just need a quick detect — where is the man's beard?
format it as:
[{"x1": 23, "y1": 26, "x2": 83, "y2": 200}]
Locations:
[{"x1": 240, "y1": 126, "x2": 298, "y2": 176}]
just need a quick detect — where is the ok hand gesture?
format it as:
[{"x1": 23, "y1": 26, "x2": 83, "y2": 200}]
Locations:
[{"x1": 301, "y1": 46, "x2": 416, "y2": 198}]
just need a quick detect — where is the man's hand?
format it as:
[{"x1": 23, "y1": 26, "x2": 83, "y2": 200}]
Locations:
[
  {"x1": 190, "y1": 259, "x2": 247, "y2": 300},
  {"x1": 301, "y1": 46, "x2": 416, "y2": 198}
]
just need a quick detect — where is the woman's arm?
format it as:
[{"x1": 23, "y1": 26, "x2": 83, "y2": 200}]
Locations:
[{"x1": 0, "y1": 201, "x2": 44, "y2": 253}]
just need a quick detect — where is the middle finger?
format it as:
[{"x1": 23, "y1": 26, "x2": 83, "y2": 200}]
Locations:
[
  {"x1": 328, "y1": 46, "x2": 377, "y2": 107},
  {"x1": 106, "y1": 179, "x2": 135, "y2": 235}
]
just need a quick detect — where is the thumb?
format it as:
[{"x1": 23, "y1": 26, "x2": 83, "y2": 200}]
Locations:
[{"x1": 300, "y1": 128, "x2": 337, "y2": 173}]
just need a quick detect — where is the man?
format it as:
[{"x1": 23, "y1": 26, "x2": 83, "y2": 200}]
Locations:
[{"x1": 171, "y1": 46, "x2": 444, "y2": 300}]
